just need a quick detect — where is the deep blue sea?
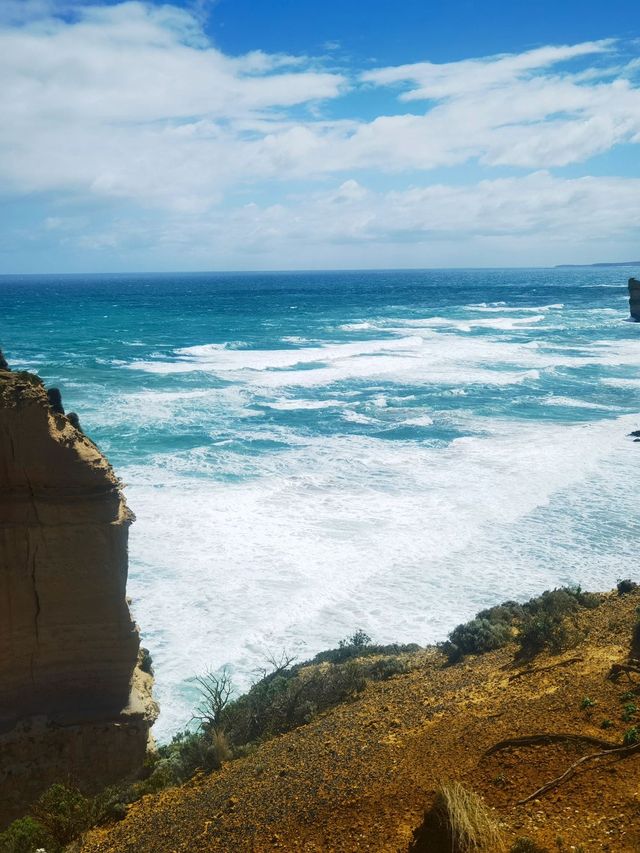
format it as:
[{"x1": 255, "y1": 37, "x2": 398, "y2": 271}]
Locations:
[{"x1": 1, "y1": 268, "x2": 639, "y2": 738}]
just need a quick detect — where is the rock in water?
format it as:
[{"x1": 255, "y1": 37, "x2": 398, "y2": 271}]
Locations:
[
  {"x1": 629, "y1": 277, "x2": 640, "y2": 321},
  {"x1": 0, "y1": 370, "x2": 157, "y2": 827},
  {"x1": 0, "y1": 350, "x2": 8, "y2": 371}
]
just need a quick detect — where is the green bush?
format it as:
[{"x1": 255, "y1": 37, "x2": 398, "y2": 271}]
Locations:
[
  {"x1": 442, "y1": 586, "x2": 602, "y2": 664},
  {"x1": 310, "y1": 637, "x2": 420, "y2": 665},
  {"x1": 187, "y1": 641, "x2": 416, "y2": 761},
  {"x1": 29, "y1": 783, "x2": 97, "y2": 847},
  {"x1": 0, "y1": 816, "x2": 57, "y2": 853},
  {"x1": 476, "y1": 601, "x2": 524, "y2": 624},
  {"x1": 443, "y1": 618, "x2": 512, "y2": 663},
  {"x1": 518, "y1": 613, "x2": 570, "y2": 658}
]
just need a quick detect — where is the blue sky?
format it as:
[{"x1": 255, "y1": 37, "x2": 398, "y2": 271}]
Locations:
[{"x1": 0, "y1": 0, "x2": 639, "y2": 272}]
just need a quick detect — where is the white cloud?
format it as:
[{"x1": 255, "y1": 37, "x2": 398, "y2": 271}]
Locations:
[
  {"x1": 64, "y1": 172, "x2": 640, "y2": 268},
  {"x1": 361, "y1": 42, "x2": 615, "y2": 99},
  {"x1": 0, "y1": 2, "x2": 639, "y2": 266}
]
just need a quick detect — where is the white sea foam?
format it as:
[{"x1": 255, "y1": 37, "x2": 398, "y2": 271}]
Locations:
[
  {"x1": 126, "y1": 325, "x2": 639, "y2": 390},
  {"x1": 406, "y1": 315, "x2": 546, "y2": 331},
  {"x1": 464, "y1": 303, "x2": 564, "y2": 313},
  {"x1": 402, "y1": 415, "x2": 434, "y2": 426},
  {"x1": 602, "y1": 378, "x2": 640, "y2": 389},
  {"x1": 545, "y1": 396, "x2": 615, "y2": 410},
  {"x1": 339, "y1": 322, "x2": 376, "y2": 331},
  {"x1": 125, "y1": 413, "x2": 640, "y2": 739},
  {"x1": 264, "y1": 399, "x2": 345, "y2": 411},
  {"x1": 111, "y1": 294, "x2": 640, "y2": 740},
  {"x1": 342, "y1": 410, "x2": 377, "y2": 424}
]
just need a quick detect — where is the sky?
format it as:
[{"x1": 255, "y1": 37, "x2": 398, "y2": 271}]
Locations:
[{"x1": 0, "y1": 0, "x2": 639, "y2": 272}]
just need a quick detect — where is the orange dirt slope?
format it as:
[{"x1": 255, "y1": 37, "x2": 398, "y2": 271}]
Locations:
[{"x1": 81, "y1": 591, "x2": 640, "y2": 852}]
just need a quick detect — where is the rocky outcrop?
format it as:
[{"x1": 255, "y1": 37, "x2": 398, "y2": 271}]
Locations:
[
  {"x1": 0, "y1": 366, "x2": 157, "y2": 827},
  {"x1": 629, "y1": 277, "x2": 640, "y2": 321}
]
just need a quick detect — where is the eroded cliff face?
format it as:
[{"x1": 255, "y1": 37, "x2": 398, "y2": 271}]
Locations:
[
  {"x1": 0, "y1": 367, "x2": 156, "y2": 826},
  {"x1": 629, "y1": 277, "x2": 640, "y2": 321}
]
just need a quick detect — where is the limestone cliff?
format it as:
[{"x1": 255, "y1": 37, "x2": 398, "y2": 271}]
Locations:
[
  {"x1": 0, "y1": 366, "x2": 156, "y2": 827},
  {"x1": 629, "y1": 277, "x2": 640, "y2": 321}
]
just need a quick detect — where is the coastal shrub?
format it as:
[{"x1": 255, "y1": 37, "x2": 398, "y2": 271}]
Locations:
[
  {"x1": 444, "y1": 618, "x2": 512, "y2": 663},
  {"x1": 150, "y1": 727, "x2": 230, "y2": 786},
  {"x1": 341, "y1": 628, "x2": 371, "y2": 649},
  {"x1": 476, "y1": 601, "x2": 524, "y2": 624},
  {"x1": 522, "y1": 587, "x2": 598, "y2": 619},
  {"x1": 220, "y1": 657, "x2": 370, "y2": 746},
  {"x1": 410, "y1": 782, "x2": 506, "y2": 852},
  {"x1": 516, "y1": 586, "x2": 601, "y2": 659},
  {"x1": 0, "y1": 816, "x2": 56, "y2": 853},
  {"x1": 517, "y1": 612, "x2": 569, "y2": 658},
  {"x1": 623, "y1": 726, "x2": 640, "y2": 745},
  {"x1": 30, "y1": 784, "x2": 97, "y2": 846},
  {"x1": 310, "y1": 634, "x2": 419, "y2": 665},
  {"x1": 617, "y1": 578, "x2": 638, "y2": 595},
  {"x1": 366, "y1": 655, "x2": 410, "y2": 680},
  {"x1": 186, "y1": 641, "x2": 416, "y2": 756},
  {"x1": 440, "y1": 586, "x2": 602, "y2": 664}
]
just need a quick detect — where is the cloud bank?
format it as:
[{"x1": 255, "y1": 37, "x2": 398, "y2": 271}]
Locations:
[{"x1": 1, "y1": 1, "x2": 639, "y2": 268}]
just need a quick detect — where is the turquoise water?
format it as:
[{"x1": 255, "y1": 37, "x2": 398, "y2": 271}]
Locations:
[{"x1": 1, "y1": 268, "x2": 639, "y2": 738}]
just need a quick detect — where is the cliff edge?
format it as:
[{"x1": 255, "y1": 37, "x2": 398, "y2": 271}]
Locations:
[{"x1": 0, "y1": 365, "x2": 157, "y2": 827}]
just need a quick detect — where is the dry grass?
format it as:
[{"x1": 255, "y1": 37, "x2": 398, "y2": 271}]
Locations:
[
  {"x1": 435, "y1": 782, "x2": 506, "y2": 852},
  {"x1": 210, "y1": 729, "x2": 232, "y2": 766}
]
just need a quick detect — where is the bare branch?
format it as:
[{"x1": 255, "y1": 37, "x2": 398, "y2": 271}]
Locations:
[
  {"x1": 192, "y1": 667, "x2": 234, "y2": 731},
  {"x1": 518, "y1": 742, "x2": 640, "y2": 804}
]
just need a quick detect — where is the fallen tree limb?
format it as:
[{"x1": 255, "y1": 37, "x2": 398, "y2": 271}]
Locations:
[
  {"x1": 509, "y1": 657, "x2": 583, "y2": 682},
  {"x1": 607, "y1": 663, "x2": 640, "y2": 681},
  {"x1": 518, "y1": 742, "x2": 640, "y2": 804},
  {"x1": 485, "y1": 733, "x2": 618, "y2": 756}
]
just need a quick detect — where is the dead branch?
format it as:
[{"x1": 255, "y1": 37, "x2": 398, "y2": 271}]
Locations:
[
  {"x1": 518, "y1": 742, "x2": 640, "y2": 804},
  {"x1": 192, "y1": 667, "x2": 234, "y2": 730},
  {"x1": 485, "y1": 733, "x2": 617, "y2": 756},
  {"x1": 509, "y1": 657, "x2": 583, "y2": 682},
  {"x1": 607, "y1": 662, "x2": 640, "y2": 681}
]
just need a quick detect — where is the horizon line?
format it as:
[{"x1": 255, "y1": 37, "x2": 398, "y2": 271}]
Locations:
[{"x1": 1, "y1": 262, "x2": 639, "y2": 278}]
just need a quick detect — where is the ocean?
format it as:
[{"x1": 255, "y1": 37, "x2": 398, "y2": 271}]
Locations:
[{"x1": 1, "y1": 267, "x2": 638, "y2": 739}]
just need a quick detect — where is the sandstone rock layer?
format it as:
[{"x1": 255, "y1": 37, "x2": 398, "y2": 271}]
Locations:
[{"x1": 0, "y1": 368, "x2": 156, "y2": 827}]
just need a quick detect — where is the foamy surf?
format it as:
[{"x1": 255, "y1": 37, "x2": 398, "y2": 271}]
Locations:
[
  {"x1": 125, "y1": 413, "x2": 639, "y2": 738},
  {"x1": 4, "y1": 268, "x2": 638, "y2": 741}
]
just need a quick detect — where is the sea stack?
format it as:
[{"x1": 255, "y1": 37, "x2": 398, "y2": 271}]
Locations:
[
  {"x1": 629, "y1": 277, "x2": 640, "y2": 321},
  {"x1": 0, "y1": 366, "x2": 156, "y2": 827}
]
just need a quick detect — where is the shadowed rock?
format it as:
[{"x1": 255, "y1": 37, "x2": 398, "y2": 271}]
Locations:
[
  {"x1": 629, "y1": 278, "x2": 640, "y2": 321},
  {"x1": 0, "y1": 370, "x2": 157, "y2": 827},
  {"x1": 0, "y1": 350, "x2": 8, "y2": 371},
  {"x1": 67, "y1": 411, "x2": 81, "y2": 431},
  {"x1": 47, "y1": 386, "x2": 65, "y2": 414}
]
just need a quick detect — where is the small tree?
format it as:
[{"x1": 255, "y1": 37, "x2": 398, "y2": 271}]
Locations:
[
  {"x1": 339, "y1": 629, "x2": 371, "y2": 650},
  {"x1": 192, "y1": 667, "x2": 234, "y2": 731}
]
